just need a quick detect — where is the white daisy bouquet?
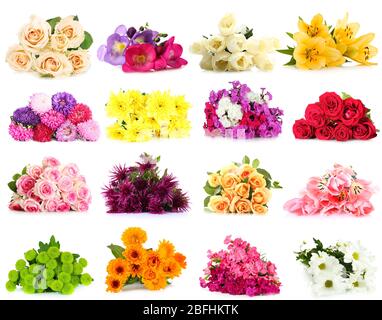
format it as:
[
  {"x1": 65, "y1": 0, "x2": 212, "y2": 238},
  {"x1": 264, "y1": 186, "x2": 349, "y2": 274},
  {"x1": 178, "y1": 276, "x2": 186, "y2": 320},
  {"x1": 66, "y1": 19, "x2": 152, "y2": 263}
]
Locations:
[{"x1": 296, "y1": 239, "x2": 376, "y2": 296}]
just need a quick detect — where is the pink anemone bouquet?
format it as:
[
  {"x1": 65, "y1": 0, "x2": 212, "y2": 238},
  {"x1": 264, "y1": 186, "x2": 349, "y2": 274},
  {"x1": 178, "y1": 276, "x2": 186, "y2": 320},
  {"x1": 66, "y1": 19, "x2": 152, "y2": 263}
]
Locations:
[
  {"x1": 200, "y1": 236, "x2": 281, "y2": 297},
  {"x1": 97, "y1": 24, "x2": 187, "y2": 72},
  {"x1": 284, "y1": 164, "x2": 375, "y2": 217},
  {"x1": 8, "y1": 157, "x2": 91, "y2": 213}
]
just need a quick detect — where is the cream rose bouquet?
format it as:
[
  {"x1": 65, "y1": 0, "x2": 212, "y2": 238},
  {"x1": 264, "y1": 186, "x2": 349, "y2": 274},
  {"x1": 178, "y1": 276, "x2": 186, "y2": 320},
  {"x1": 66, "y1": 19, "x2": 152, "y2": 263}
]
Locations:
[
  {"x1": 204, "y1": 156, "x2": 281, "y2": 215},
  {"x1": 191, "y1": 14, "x2": 279, "y2": 71},
  {"x1": 6, "y1": 15, "x2": 93, "y2": 77}
]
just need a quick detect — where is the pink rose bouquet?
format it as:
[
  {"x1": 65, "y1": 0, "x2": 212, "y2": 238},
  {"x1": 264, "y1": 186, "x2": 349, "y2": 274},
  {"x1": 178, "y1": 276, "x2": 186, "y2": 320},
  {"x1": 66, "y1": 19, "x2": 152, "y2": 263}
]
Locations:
[
  {"x1": 97, "y1": 24, "x2": 187, "y2": 72},
  {"x1": 284, "y1": 164, "x2": 375, "y2": 216},
  {"x1": 9, "y1": 92, "x2": 100, "y2": 142},
  {"x1": 200, "y1": 236, "x2": 281, "y2": 296},
  {"x1": 8, "y1": 157, "x2": 91, "y2": 212}
]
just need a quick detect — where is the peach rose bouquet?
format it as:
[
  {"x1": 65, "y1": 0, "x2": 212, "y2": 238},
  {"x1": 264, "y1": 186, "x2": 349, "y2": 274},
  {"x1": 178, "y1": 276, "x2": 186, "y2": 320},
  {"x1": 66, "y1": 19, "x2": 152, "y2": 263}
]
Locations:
[
  {"x1": 204, "y1": 156, "x2": 281, "y2": 215},
  {"x1": 6, "y1": 15, "x2": 93, "y2": 77}
]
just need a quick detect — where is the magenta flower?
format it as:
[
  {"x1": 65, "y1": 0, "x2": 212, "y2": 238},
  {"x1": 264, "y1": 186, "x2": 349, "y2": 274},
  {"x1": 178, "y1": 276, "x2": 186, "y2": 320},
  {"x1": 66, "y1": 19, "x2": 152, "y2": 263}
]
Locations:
[
  {"x1": 122, "y1": 44, "x2": 156, "y2": 72},
  {"x1": 9, "y1": 122, "x2": 34, "y2": 141},
  {"x1": 56, "y1": 121, "x2": 77, "y2": 142},
  {"x1": 160, "y1": 37, "x2": 188, "y2": 69}
]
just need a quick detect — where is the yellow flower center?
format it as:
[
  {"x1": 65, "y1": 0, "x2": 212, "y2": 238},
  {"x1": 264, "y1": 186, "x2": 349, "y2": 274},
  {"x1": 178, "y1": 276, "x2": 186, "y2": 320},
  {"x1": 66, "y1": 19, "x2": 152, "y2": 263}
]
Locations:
[
  {"x1": 318, "y1": 263, "x2": 326, "y2": 270},
  {"x1": 324, "y1": 280, "x2": 333, "y2": 288},
  {"x1": 344, "y1": 26, "x2": 354, "y2": 39},
  {"x1": 305, "y1": 48, "x2": 319, "y2": 62},
  {"x1": 134, "y1": 55, "x2": 147, "y2": 65},
  {"x1": 352, "y1": 252, "x2": 359, "y2": 260},
  {"x1": 363, "y1": 46, "x2": 370, "y2": 61},
  {"x1": 307, "y1": 25, "x2": 319, "y2": 37}
]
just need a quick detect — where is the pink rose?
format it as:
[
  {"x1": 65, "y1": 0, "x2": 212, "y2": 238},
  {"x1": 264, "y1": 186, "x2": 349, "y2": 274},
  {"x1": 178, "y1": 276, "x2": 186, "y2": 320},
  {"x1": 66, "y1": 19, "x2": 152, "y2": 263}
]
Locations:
[
  {"x1": 42, "y1": 157, "x2": 60, "y2": 168},
  {"x1": 27, "y1": 165, "x2": 42, "y2": 180},
  {"x1": 42, "y1": 198, "x2": 60, "y2": 212},
  {"x1": 9, "y1": 198, "x2": 24, "y2": 211},
  {"x1": 76, "y1": 175, "x2": 87, "y2": 183},
  {"x1": 326, "y1": 173, "x2": 352, "y2": 196},
  {"x1": 16, "y1": 175, "x2": 35, "y2": 195},
  {"x1": 73, "y1": 200, "x2": 89, "y2": 212},
  {"x1": 26, "y1": 190, "x2": 42, "y2": 203},
  {"x1": 34, "y1": 179, "x2": 56, "y2": 200},
  {"x1": 62, "y1": 191, "x2": 77, "y2": 204},
  {"x1": 42, "y1": 167, "x2": 61, "y2": 182},
  {"x1": 76, "y1": 184, "x2": 90, "y2": 200},
  {"x1": 56, "y1": 201, "x2": 71, "y2": 212},
  {"x1": 23, "y1": 199, "x2": 41, "y2": 212},
  {"x1": 284, "y1": 195, "x2": 320, "y2": 215},
  {"x1": 57, "y1": 176, "x2": 73, "y2": 192},
  {"x1": 62, "y1": 163, "x2": 79, "y2": 178},
  {"x1": 345, "y1": 200, "x2": 374, "y2": 217}
]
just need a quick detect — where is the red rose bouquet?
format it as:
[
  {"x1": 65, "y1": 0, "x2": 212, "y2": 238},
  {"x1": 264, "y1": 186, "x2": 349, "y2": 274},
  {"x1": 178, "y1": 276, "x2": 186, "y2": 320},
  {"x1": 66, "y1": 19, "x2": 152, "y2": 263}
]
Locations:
[{"x1": 293, "y1": 92, "x2": 377, "y2": 141}]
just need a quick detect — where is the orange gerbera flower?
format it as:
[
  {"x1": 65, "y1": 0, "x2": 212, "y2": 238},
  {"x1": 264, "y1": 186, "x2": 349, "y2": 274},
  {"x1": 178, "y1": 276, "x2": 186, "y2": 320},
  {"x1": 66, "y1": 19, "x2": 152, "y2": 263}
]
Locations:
[
  {"x1": 142, "y1": 269, "x2": 167, "y2": 291},
  {"x1": 123, "y1": 244, "x2": 146, "y2": 264},
  {"x1": 158, "y1": 240, "x2": 175, "y2": 259},
  {"x1": 127, "y1": 262, "x2": 144, "y2": 278},
  {"x1": 107, "y1": 258, "x2": 130, "y2": 280},
  {"x1": 146, "y1": 250, "x2": 161, "y2": 269},
  {"x1": 106, "y1": 275, "x2": 124, "y2": 293},
  {"x1": 160, "y1": 258, "x2": 182, "y2": 279},
  {"x1": 174, "y1": 252, "x2": 187, "y2": 269},
  {"x1": 121, "y1": 227, "x2": 147, "y2": 246}
]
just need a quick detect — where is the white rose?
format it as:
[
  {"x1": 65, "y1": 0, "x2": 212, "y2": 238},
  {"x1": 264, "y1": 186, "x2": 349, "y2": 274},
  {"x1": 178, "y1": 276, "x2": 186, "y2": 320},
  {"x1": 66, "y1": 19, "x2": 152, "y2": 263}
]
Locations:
[
  {"x1": 55, "y1": 16, "x2": 85, "y2": 48},
  {"x1": 218, "y1": 13, "x2": 236, "y2": 36},
  {"x1": 19, "y1": 16, "x2": 51, "y2": 52},
  {"x1": 206, "y1": 35, "x2": 225, "y2": 53},
  {"x1": 6, "y1": 45, "x2": 33, "y2": 71},
  {"x1": 211, "y1": 51, "x2": 230, "y2": 71},
  {"x1": 67, "y1": 49, "x2": 90, "y2": 74},
  {"x1": 50, "y1": 33, "x2": 69, "y2": 52},
  {"x1": 252, "y1": 53, "x2": 274, "y2": 71},
  {"x1": 34, "y1": 52, "x2": 73, "y2": 77},
  {"x1": 228, "y1": 52, "x2": 253, "y2": 71},
  {"x1": 200, "y1": 54, "x2": 213, "y2": 70},
  {"x1": 226, "y1": 34, "x2": 247, "y2": 53},
  {"x1": 190, "y1": 40, "x2": 207, "y2": 55}
]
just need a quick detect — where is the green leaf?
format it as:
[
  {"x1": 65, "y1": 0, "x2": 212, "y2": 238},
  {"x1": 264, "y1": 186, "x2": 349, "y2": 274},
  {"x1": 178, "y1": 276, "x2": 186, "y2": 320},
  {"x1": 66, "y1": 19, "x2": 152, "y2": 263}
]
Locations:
[
  {"x1": 242, "y1": 155, "x2": 250, "y2": 164},
  {"x1": 204, "y1": 196, "x2": 211, "y2": 207},
  {"x1": 277, "y1": 48, "x2": 294, "y2": 55},
  {"x1": 244, "y1": 28, "x2": 253, "y2": 39},
  {"x1": 341, "y1": 92, "x2": 352, "y2": 99},
  {"x1": 13, "y1": 173, "x2": 21, "y2": 181},
  {"x1": 73, "y1": 254, "x2": 80, "y2": 260},
  {"x1": 107, "y1": 244, "x2": 124, "y2": 259},
  {"x1": 46, "y1": 17, "x2": 61, "y2": 31},
  {"x1": 272, "y1": 181, "x2": 283, "y2": 189},
  {"x1": 22, "y1": 166, "x2": 27, "y2": 175},
  {"x1": 80, "y1": 31, "x2": 93, "y2": 49},
  {"x1": 8, "y1": 181, "x2": 17, "y2": 193},
  {"x1": 49, "y1": 236, "x2": 60, "y2": 249},
  {"x1": 203, "y1": 182, "x2": 216, "y2": 196},
  {"x1": 284, "y1": 56, "x2": 296, "y2": 66},
  {"x1": 256, "y1": 168, "x2": 272, "y2": 181},
  {"x1": 73, "y1": 15, "x2": 79, "y2": 21},
  {"x1": 286, "y1": 32, "x2": 294, "y2": 39},
  {"x1": 252, "y1": 159, "x2": 260, "y2": 168}
]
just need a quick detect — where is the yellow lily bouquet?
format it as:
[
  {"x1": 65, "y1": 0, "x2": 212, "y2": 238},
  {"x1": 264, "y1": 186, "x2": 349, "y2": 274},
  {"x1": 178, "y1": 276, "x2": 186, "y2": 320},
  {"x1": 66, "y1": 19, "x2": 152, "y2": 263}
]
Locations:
[
  {"x1": 106, "y1": 90, "x2": 191, "y2": 142},
  {"x1": 278, "y1": 14, "x2": 377, "y2": 70}
]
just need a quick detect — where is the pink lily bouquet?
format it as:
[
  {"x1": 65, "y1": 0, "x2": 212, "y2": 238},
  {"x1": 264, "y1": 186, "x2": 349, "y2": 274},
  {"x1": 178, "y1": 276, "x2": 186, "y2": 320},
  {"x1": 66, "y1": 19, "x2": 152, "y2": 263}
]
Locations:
[
  {"x1": 284, "y1": 164, "x2": 375, "y2": 217},
  {"x1": 8, "y1": 157, "x2": 91, "y2": 213},
  {"x1": 97, "y1": 24, "x2": 187, "y2": 72}
]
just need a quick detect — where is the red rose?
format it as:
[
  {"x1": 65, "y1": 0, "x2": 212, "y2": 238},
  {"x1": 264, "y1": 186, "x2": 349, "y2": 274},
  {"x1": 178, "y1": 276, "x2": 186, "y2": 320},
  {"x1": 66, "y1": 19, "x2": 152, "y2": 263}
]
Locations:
[
  {"x1": 33, "y1": 124, "x2": 54, "y2": 142},
  {"x1": 333, "y1": 123, "x2": 352, "y2": 141},
  {"x1": 341, "y1": 98, "x2": 368, "y2": 126},
  {"x1": 352, "y1": 118, "x2": 377, "y2": 140},
  {"x1": 293, "y1": 119, "x2": 315, "y2": 139},
  {"x1": 304, "y1": 103, "x2": 325, "y2": 128},
  {"x1": 315, "y1": 126, "x2": 334, "y2": 140},
  {"x1": 319, "y1": 92, "x2": 343, "y2": 120}
]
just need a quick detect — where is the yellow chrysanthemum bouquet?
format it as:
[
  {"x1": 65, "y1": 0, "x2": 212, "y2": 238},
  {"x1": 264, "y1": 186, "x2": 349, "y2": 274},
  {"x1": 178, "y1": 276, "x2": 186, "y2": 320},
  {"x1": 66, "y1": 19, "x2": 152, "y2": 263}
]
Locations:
[
  {"x1": 278, "y1": 13, "x2": 377, "y2": 69},
  {"x1": 106, "y1": 90, "x2": 191, "y2": 142},
  {"x1": 106, "y1": 227, "x2": 187, "y2": 292}
]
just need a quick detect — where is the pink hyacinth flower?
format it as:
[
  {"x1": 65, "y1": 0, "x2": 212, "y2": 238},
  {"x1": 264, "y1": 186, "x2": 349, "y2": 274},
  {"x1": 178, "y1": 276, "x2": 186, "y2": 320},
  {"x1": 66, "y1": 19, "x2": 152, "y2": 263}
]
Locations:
[{"x1": 122, "y1": 44, "x2": 156, "y2": 72}]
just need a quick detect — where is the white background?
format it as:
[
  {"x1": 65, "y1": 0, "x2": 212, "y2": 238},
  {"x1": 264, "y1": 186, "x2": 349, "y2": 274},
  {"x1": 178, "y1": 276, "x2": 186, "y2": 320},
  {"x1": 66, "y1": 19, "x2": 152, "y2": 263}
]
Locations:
[{"x1": 0, "y1": 0, "x2": 381, "y2": 300}]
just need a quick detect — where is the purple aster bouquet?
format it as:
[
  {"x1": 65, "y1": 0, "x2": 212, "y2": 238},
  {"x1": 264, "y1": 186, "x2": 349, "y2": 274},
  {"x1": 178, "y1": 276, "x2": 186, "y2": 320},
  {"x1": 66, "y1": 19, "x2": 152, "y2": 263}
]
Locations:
[
  {"x1": 9, "y1": 92, "x2": 100, "y2": 142},
  {"x1": 103, "y1": 153, "x2": 189, "y2": 214},
  {"x1": 97, "y1": 24, "x2": 187, "y2": 72},
  {"x1": 204, "y1": 81, "x2": 284, "y2": 139}
]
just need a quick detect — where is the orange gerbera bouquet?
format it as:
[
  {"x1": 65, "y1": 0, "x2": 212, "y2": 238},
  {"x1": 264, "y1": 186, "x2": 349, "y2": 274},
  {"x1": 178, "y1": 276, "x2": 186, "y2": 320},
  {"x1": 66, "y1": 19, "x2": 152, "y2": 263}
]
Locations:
[{"x1": 105, "y1": 227, "x2": 187, "y2": 292}]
